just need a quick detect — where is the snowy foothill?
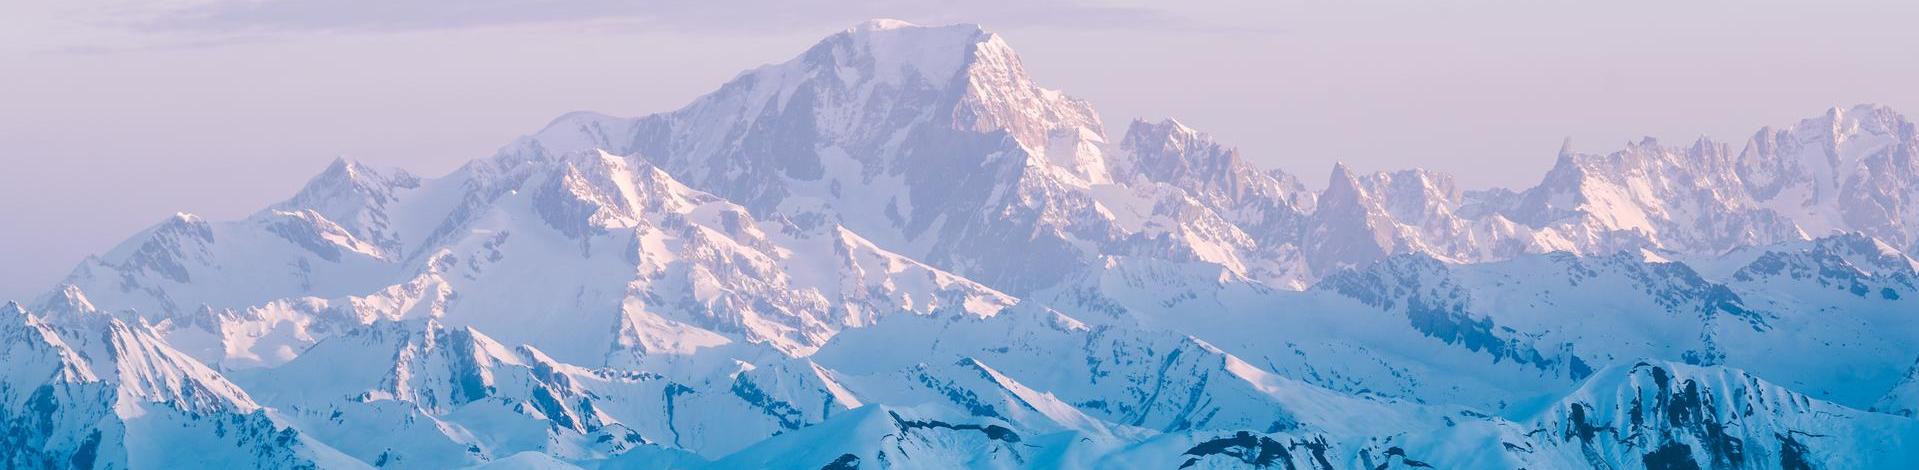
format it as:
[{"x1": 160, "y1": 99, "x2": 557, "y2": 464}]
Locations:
[{"x1": 6, "y1": 19, "x2": 1919, "y2": 469}]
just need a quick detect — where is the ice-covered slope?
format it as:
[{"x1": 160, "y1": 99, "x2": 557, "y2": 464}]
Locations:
[
  {"x1": 0, "y1": 302, "x2": 363, "y2": 469},
  {"x1": 527, "y1": 20, "x2": 1121, "y2": 294},
  {"x1": 54, "y1": 21, "x2": 1919, "y2": 304},
  {"x1": 1011, "y1": 231, "x2": 1916, "y2": 422},
  {"x1": 1528, "y1": 361, "x2": 1919, "y2": 469},
  {"x1": 229, "y1": 318, "x2": 847, "y2": 464},
  {"x1": 1503, "y1": 105, "x2": 1919, "y2": 258},
  {"x1": 1293, "y1": 236, "x2": 1916, "y2": 412},
  {"x1": 49, "y1": 147, "x2": 1015, "y2": 370},
  {"x1": 524, "y1": 20, "x2": 1367, "y2": 295},
  {"x1": 12, "y1": 18, "x2": 1919, "y2": 470},
  {"x1": 1879, "y1": 360, "x2": 1919, "y2": 418}
]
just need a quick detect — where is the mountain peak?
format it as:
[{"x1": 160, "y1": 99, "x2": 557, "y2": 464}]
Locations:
[
  {"x1": 849, "y1": 18, "x2": 931, "y2": 32},
  {"x1": 1322, "y1": 162, "x2": 1371, "y2": 203},
  {"x1": 323, "y1": 155, "x2": 360, "y2": 175},
  {"x1": 1157, "y1": 117, "x2": 1197, "y2": 135},
  {"x1": 1765, "y1": 103, "x2": 1911, "y2": 143},
  {"x1": 1120, "y1": 118, "x2": 1201, "y2": 152},
  {"x1": 1328, "y1": 161, "x2": 1359, "y2": 183},
  {"x1": 1827, "y1": 103, "x2": 1897, "y2": 120},
  {"x1": 805, "y1": 20, "x2": 993, "y2": 90},
  {"x1": 35, "y1": 284, "x2": 99, "y2": 317}
]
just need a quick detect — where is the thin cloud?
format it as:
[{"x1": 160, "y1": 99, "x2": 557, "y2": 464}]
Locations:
[{"x1": 141, "y1": 0, "x2": 1201, "y2": 36}]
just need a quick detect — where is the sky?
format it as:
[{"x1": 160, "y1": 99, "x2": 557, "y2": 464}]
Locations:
[{"x1": 3, "y1": 0, "x2": 1918, "y2": 301}]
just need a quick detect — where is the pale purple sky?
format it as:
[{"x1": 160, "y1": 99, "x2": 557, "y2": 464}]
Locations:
[{"x1": 4, "y1": 0, "x2": 1917, "y2": 301}]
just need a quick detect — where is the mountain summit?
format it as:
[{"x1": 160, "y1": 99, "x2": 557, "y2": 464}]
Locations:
[{"x1": 13, "y1": 21, "x2": 1919, "y2": 469}]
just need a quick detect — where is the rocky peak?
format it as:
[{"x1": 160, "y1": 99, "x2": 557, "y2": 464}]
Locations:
[
  {"x1": 272, "y1": 157, "x2": 418, "y2": 255},
  {"x1": 1356, "y1": 169, "x2": 1462, "y2": 222},
  {"x1": 30, "y1": 284, "x2": 100, "y2": 318},
  {"x1": 1119, "y1": 118, "x2": 1240, "y2": 189},
  {"x1": 525, "y1": 20, "x2": 1107, "y2": 219},
  {"x1": 1299, "y1": 163, "x2": 1403, "y2": 271}
]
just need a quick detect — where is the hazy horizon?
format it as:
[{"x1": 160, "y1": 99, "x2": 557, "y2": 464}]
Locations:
[{"x1": 5, "y1": 0, "x2": 1919, "y2": 301}]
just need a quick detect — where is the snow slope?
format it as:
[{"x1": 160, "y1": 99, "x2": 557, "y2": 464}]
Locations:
[{"x1": 9, "y1": 19, "x2": 1919, "y2": 469}]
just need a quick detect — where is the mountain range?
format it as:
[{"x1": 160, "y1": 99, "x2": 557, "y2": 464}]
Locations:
[{"x1": 7, "y1": 19, "x2": 1919, "y2": 469}]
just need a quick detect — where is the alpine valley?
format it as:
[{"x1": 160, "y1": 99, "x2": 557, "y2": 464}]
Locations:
[{"x1": 10, "y1": 20, "x2": 1919, "y2": 469}]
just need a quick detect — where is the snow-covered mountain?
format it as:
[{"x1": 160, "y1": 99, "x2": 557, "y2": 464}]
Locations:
[
  {"x1": 11, "y1": 19, "x2": 1919, "y2": 469},
  {"x1": 0, "y1": 302, "x2": 366, "y2": 469}
]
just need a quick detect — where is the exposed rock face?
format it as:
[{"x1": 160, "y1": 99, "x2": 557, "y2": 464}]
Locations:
[{"x1": 13, "y1": 19, "x2": 1919, "y2": 469}]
